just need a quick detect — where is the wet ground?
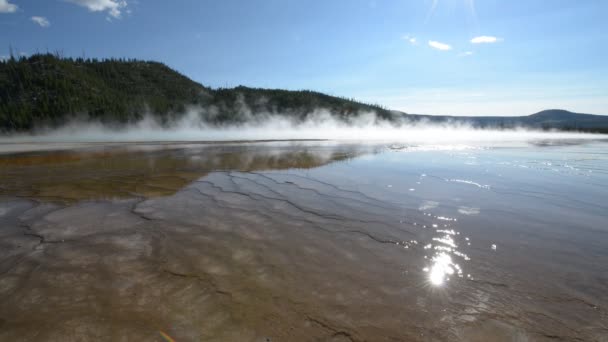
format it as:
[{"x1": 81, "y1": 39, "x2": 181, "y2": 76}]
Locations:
[{"x1": 0, "y1": 140, "x2": 607, "y2": 341}]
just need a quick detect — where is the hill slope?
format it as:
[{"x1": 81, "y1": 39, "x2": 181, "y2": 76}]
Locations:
[
  {"x1": 523, "y1": 109, "x2": 608, "y2": 129},
  {"x1": 0, "y1": 54, "x2": 392, "y2": 131}
]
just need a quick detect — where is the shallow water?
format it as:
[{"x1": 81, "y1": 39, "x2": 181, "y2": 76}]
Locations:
[{"x1": 0, "y1": 139, "x2": 607, "y2": 341}]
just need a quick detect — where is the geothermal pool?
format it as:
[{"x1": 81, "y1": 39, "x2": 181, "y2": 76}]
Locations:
[{"x1": 0, "y1": 139, "x2": 607, "y2": 341}]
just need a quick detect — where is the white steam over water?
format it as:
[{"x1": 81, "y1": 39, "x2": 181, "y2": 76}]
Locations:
[{"x1": 0, "y1": 111, "x2": 605, "y2": 147}]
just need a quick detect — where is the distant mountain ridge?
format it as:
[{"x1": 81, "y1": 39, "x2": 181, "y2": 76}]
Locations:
[
  {"x1": 1, "y1": 54, "x2": 607, "y2": 133},
  {"x1": 402, "y1": 109, "x2": 608, "y2": 132}
]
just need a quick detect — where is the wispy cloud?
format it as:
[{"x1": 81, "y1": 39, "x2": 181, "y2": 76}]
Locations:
[
  {"x1": 471, "y1": 36, "x2": 502, "y2": 44},
  {"x1": 66, "y1": 0, "x2": 128, "y2": 19},
  {"x1": 428, "y1": 40, "x2": 451, "y2": 51},
  {"x1": 425, "y1": 0, "x2": 438, "y2": 23},
  {"x1": 402, "y1": 35, "x2": 417, "y2": 45},
  {"x1": 459, "y1": 51, "x2": 473, "y2": 57},
  {"x1": 31, "y1": 16, "x2": 51, "y2": 28},
  {"x1": 0, "y1": 0, "x2": 18, "y2": 13}
]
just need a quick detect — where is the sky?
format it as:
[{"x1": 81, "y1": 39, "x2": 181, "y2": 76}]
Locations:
[{"x1": 1, "y1": 0, "x2": 607, "y2": 116}]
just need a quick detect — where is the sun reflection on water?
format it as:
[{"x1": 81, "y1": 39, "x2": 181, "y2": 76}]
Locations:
[
  {"x1": 425, "y1": 253, "x2": 456, "y2": 286},
  {"x1": 419, "y1": 211, "x2": 470, "y2": 287}
]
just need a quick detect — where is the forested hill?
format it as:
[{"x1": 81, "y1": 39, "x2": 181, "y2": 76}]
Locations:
[
  {"x1": 1, "y1": 54, "x2": 607, "y2": 133},
  {"x1": 0, "y1": 54, "x2": 393, "y2": 132}
]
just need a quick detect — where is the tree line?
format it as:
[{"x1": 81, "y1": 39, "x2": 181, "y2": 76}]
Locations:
[{"x1": 0, "y1": 54, "x2": 391, "y2": 132}]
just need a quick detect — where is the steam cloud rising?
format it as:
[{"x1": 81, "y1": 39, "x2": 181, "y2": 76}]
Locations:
[{"x1": 1, "y1": 107, "x2": 605, "y2": 147}]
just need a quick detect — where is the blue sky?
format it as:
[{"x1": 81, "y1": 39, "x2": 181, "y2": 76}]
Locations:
[{"x1": 1, "y1": 0, "x2": 607, "y2": 116}]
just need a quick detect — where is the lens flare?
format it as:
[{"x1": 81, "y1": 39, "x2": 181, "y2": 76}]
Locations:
[{"x1": 159, "y1": 330, "x2": 176, "y2": 342}]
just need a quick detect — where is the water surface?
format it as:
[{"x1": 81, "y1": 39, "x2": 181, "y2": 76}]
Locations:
[{"x1": 1, "y1": 139, "x2": 607, "y2": 341}]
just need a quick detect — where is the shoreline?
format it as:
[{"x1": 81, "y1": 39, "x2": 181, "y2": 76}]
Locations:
[{"x1": 0, "y1": 139, "x2": 330, "y2": 154}]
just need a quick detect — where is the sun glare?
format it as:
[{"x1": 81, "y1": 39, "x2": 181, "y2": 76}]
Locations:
[{"x1": 428, "y1": 253, "x2": 455, "y2": 286}]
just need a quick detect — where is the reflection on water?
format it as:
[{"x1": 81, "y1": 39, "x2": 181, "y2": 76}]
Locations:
[
  {"x1": 426, "y1": 252, "x2": 457, "y2": 286},
  {"x1": 0, "y1": 142, "x2": 376, "y2": 202},
  {"x1": 420, "y1": 213, "x2": 469, "y2": 287},
  {"x1": 458, "y1": 206, "x2": 480, "y2": 215},
  {"x1": 1, "y1": 139, "x2": 608, "y2": 341}
]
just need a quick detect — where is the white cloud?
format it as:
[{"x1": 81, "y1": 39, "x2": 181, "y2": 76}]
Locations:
[
  {"x1": 402, "y1": 35, "x2": 417, "y2": 45},
  {"x1": 31, "y1": 16, "x2": 51, "y2": 27},
  {"x1": 459, "y1": 51, "x2": 473, "y2": 57},
  {"x1": 428, "y1": 40, "x2": 451, "y2": 51},
  {"x1": 0, "y1": 0, "x2": 18, "y2": 13},
  {"x1": 471, "y1": 36, "x2": 502, "y2": 44},
  {"x1": 66, "y1": 0, "x2": 128, "y2": 19}
]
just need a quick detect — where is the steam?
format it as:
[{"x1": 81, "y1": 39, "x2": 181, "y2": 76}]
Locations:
[{"x1": 1, "y1": 107, "x2": 606, "y2": 146}]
